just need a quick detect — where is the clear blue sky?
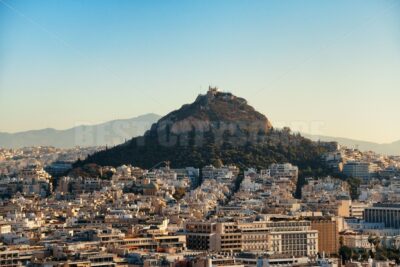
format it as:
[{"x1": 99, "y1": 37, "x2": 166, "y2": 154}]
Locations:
[{"x1": 1, "y1": 0, "x2": 399, "y2": 143}]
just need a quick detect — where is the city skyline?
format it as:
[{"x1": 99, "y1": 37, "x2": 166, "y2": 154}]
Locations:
[
  {"x1": 1, "y1": 0, "x2": 400, "y2": 143},
  {"x1": 2, "y1": 1, "x2": 400, "y2": 265}
]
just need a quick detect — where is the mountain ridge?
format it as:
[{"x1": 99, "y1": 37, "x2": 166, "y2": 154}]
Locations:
[
  {"x1": 0, "y1": 113, "x2": 161, "y2": 148},
  {"x1": 303, "y1": 133, "x2": 400, "y2": 155},
  {"x1": 2, "y1": 112, "x2": 399, "y2": 156}
]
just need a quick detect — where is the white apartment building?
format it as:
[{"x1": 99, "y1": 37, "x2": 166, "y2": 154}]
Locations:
[
  {"x1": 350, "y1": 202, "x2": 370, "y2": 219},
  {"x1": 202, "y1": 165, "x2": 239, "y2": 184},
  {"x1": 267, "y1": 164, "x2": 298, "y2": 180},
  {"x1": 185, "y1": 220, "x2": 318, "y2": 257},
  {"x1": 342, "y1": 233, "x2": 371, "y2": 249}
]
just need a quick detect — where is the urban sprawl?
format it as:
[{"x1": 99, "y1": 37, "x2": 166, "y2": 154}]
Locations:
[{"x1": 1, "y1": 145, "x2": 400, "y2": 267}]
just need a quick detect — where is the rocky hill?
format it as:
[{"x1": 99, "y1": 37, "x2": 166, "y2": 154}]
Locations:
[
  {"x1": 154, "y1": 88, "x2": 272, "y2": 135},
  {"x1": 78, "y1": 88, "x2": 335, "y2": 171}
]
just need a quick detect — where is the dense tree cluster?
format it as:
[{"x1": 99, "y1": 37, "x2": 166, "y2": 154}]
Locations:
[{"x1": 75, "y1": 128, "x2": 335, "y2": 181}]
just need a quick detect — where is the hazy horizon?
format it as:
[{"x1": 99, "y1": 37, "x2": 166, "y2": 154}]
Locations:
[{"x1": 1, "y1": 0, "x2": 400, "y2": 143}]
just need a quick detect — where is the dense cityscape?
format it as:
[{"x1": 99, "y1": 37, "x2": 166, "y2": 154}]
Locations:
[
  {"x1": 2, "y1": 1, "x2": 399, "y2": 267},
  {"x1": 1, "y1": 124, "x2": 400, "y2": 267}
]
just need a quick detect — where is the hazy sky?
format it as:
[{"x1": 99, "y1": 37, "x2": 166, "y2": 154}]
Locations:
[{"x1": 1, "y1": 0, "x2": 399, "y2": 143}]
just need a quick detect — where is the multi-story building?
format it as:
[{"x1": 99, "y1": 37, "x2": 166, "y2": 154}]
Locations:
[
  {"x1": 309, "y1": 217, "x2": 340, "y2": 256},
  {"x1": 350, "y1": 202, "x2": 370, "y2": 219},
  {"x1": 343, "y1": 162, "x2": 371, "y2": 180},
  {"x1": 264, "y1": 163, "x2": 299, "y2": 193},
  {"x1": 364, "y1": 203, "x2": 400, "y2": 228},
  {"x1": 185, "y1": 220, "x2": 318, "y2": 257},
  {"x1": 268, "y1": 163, "x2": 298, "y2": 181},
  {"x1": 0, "y1": 223, "x2": 12, "y2": 234},
  {"x1": 239, "y1": 221, "x2": 269, "y2": 252},
  {"x1": 45, "y1": 161, "x2": 73, "y2": 177},
  {"x1": 173, "y1": 167, "x2": 200, "y2": 188},
  {"x1": 0, "y1": 251, "x2": 22, "y2": 267},
  {"x1": 185, "y1": 222, "x2": 218, "y2": 251},
  {"x1": 266, "y1": 221, "x2": 318, "y2": 257},
  {"x1": 341, "y1": 232, "x2": 371, "y2": 249},
  {"x1": 19, "y1": 165, "x2": 51, "y2": 181},
  {"x1": 202, "y1": 165, "x2": 239, "y2": 184}
]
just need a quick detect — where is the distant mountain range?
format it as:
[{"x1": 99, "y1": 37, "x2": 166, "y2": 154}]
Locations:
[
  {"x1": 1, "y1": 111, "x2": 399, "y2": 156},
  {"x1": 303, "y1": 134, "x2": 400, "y2": 156},
  {"x1": 0, "y1": 113, "x2": 161, "y2": 148}
]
